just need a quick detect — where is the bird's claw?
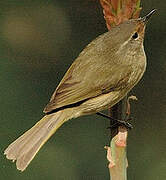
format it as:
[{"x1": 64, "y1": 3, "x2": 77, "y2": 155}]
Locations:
[{"x1": 108, "y1": 119, "x2": 133, "y2": 130}]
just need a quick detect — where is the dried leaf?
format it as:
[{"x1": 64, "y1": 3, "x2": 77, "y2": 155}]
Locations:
[{"x1": 100, "y1": 0, "x2": 142, "y2": 30}]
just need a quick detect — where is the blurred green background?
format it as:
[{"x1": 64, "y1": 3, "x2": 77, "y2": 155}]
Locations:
[{"x1": 0, "y1": 0, "x2": 166, "y2": 179}]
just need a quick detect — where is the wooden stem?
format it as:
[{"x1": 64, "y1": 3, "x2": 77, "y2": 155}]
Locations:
[{"x1": 107, "y1": 97, "x2": 128, "y2": 180}]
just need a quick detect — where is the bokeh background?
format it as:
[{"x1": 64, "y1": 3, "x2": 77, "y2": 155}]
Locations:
[{"x1": 0, "y1": 0, "x2": 165, "y2": 179}]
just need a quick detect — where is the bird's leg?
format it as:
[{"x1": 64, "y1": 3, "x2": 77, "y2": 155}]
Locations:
[
  {"x1": 96, "y1": 96, "x2": 136, "y2": 130},
  {"x1": 97, "y1": 96, "x2": 137, "y2": 129},
  {"x1": 109, "y1": 119, "x2": 133, "y2": 130},
  {"x1": 96, "y1": 112, "x2": 133, "y2": 129},
  {"x1": 96, "y1": 112, "x2": 116, "y2": 121}
]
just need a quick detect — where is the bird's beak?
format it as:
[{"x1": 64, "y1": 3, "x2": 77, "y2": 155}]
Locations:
[{"x1": 141, "y1": 9, "x2": 157, "y2": 24}]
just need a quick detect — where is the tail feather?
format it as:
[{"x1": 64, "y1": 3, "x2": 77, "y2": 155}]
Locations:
[{"x1": 4, "y1": 110, "x2": 72, "y2": 171}]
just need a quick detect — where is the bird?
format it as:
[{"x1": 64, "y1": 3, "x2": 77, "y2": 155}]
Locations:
[{"x1": 4, "y1": 9, "x2": 156, "y2": 171}]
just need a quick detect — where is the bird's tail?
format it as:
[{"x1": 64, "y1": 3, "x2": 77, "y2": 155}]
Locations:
[{"x1": 4, "y1": 109, "x2": 73, "y2": 171}]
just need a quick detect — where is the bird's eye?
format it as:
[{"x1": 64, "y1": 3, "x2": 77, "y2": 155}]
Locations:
[{"x1": 132, "y1": 32, "x2": 138, "y2": 39}]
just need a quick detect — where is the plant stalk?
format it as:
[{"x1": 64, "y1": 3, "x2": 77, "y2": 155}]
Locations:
[{"x1": 108, "y1": 97, "x2": 128, "y2": 180}]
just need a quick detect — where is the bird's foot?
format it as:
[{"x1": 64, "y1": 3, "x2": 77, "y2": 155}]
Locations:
[
  {"x1": 96, "y1": 112, "x2": 133, "y2": 130},
  {"x1": 108, "y1": 118, "x2": 133, "y2": 130}
]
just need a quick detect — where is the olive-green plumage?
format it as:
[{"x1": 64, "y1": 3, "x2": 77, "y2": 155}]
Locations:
[
  {"x1": 4, "y1": 10, "x2": 156, "y2": 171},
  {"x1": 44, "y1": 19, "x2": 146, "y2": 114}
]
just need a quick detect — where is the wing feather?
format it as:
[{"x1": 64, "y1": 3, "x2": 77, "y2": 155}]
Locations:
[{"x1": 44, "y1": 31, "x2": 132, "y2": 113}]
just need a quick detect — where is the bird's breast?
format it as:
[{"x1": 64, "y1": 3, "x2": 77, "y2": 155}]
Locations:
[{"x1": 126, "y1": 48, "x2": 147, "y2": 90}]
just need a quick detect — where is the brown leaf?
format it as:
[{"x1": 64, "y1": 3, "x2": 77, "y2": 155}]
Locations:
[{"x1": 100, "y1": 0, "x2": 142, "y2": 30}]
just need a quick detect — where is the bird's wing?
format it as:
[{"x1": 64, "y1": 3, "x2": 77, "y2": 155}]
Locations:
[{"x1": 44, "y1": 32, "x2": 132, "y2": 113}]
